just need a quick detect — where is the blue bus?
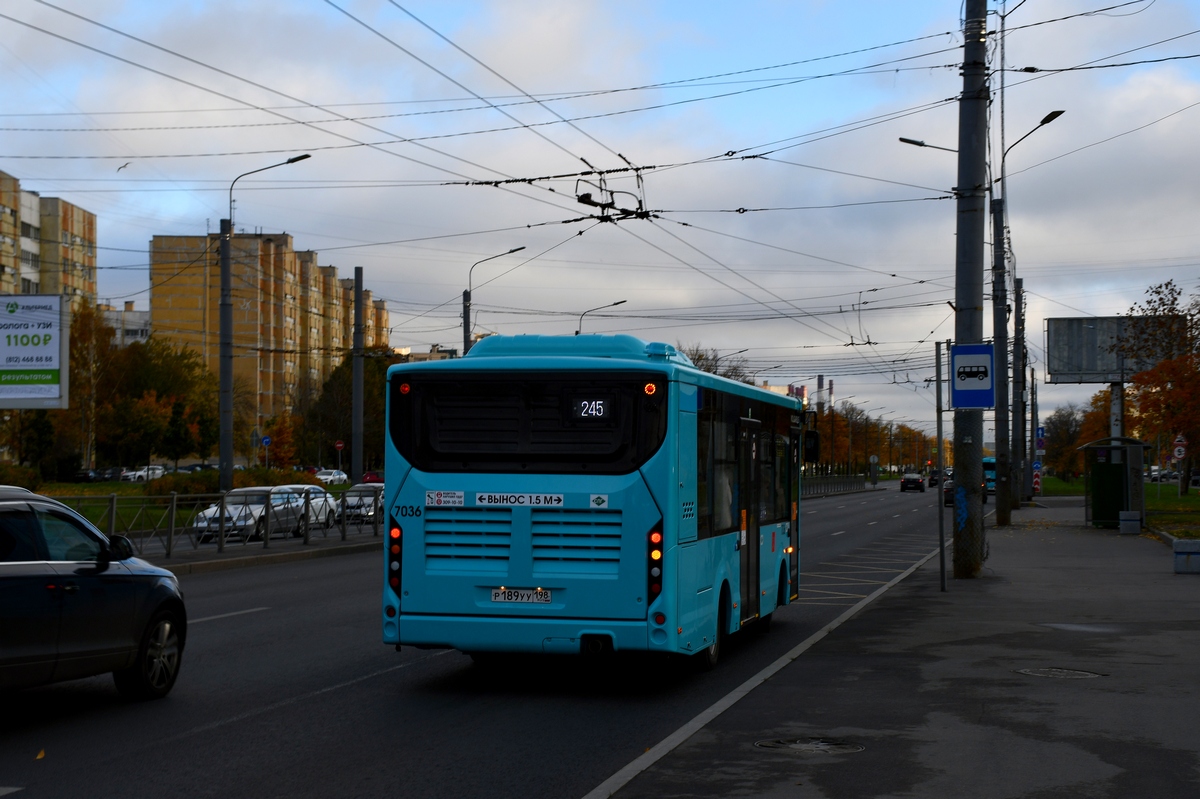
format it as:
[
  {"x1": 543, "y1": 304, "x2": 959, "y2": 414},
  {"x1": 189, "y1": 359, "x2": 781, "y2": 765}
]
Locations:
[
  {"x1": 381, "y1": 335, "x2": 802, "y2": 667},
  {"x1": 982, "y1": 456, "x2": 997, "y2": 496}
]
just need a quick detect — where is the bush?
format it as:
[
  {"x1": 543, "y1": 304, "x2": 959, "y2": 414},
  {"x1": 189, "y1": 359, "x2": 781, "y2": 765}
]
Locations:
[
  {"x1": 0, "y1": 463, "x2": 42, "y2": 491},
  {"x1": 145, "y1": 467, "x2": 321, "y2": 495}
]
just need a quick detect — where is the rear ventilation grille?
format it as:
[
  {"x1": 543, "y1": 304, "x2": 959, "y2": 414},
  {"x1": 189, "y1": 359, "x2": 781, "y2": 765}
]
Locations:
[
  {"x1": 531, "y1": 509, "x2": 623, "y2": 576},
  {"x1": 423, "y1": 507, "x2": 512, "y2": 573}
]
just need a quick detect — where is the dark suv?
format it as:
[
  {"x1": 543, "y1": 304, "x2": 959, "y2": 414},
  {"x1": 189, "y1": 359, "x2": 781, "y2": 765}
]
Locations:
[{"x1": 0, "y1": 487, "x2": 187, "y2": 699}]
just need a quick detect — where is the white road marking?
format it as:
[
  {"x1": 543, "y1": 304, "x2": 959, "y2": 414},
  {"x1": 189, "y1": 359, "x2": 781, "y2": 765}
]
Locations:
[
  {"x1": 582, "y1": 543, "x2": 944, "y2": 799},
  {"x1": 190, "y1": 607, "x2": 270, "y2": 624},
  {"x1": 892, "y1": 514, "x2": 901, "y2": 518},
  {"x1": 160, "y1": 651, "x2": 454, "y2": 745},
  {"x1": 831, "y1": 530, "x2": 846, "y2": 536},
  {"x1": 868, "y1": 522, "x2": 877, "y2": 526},
  {"x1": 0, "y1": 788, "x2": 24, "y2": 796}
]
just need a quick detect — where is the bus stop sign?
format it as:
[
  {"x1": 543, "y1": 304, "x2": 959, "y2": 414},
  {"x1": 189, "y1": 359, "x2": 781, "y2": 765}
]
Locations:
[{"x1": 950, "y1": 343, "x2": 995, "y2": 409}]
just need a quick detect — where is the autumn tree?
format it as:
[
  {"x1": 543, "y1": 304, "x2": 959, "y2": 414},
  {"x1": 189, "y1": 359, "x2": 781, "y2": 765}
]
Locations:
[
  {"x1": 1112, "y1": 280, "x2": 1200, "y2": 494},
  {"x1": 1044, "y1": 403, "x2": 1083, "y2": 481},
  {"x1": 677, "y1": 343, "x2": 750, "y2": 383}
]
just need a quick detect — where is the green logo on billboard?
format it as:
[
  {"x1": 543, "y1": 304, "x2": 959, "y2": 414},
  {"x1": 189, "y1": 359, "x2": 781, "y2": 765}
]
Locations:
[{"x1": 5, "y1": 302, "x2": 17, "y2": 314}]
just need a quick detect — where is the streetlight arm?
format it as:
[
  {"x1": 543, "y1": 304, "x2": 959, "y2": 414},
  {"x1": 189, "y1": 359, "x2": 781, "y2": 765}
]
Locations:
[
  {"x1": 468, "y1": 246, "x2": 526, "y2": 293},
  {"x1": 228, "y1": 154, "x2": 312, "y2": 226},
  {"x1": 576, "y1": 300, "x2": 626, "y2": 335}
]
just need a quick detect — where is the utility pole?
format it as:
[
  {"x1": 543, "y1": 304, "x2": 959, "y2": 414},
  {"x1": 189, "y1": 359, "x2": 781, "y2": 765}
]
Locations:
[
  {"x1": 352, "y1": 267, "x2": 364, "y2": 485},
  {"x1": 992, "y1": 197, "x2": 1011, "y2": 525},
  {"x1": 1014, "y1": 277, "x2": 1029, "y2": 502},
  {"x1": 952, "y1": 0, "x2": 990, "y2": 577}
]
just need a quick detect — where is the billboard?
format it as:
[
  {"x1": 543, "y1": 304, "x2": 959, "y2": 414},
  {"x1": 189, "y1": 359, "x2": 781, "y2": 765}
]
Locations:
[
  {"x1": 1044, "y1": 316, "x2": 1163, "y2": 385},
  {"x1": 0, "y1": 295, "x2": 70, "y2": 409}
]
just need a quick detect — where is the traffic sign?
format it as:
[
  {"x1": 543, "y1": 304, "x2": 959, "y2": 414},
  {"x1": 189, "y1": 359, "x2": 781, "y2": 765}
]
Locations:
[
  {"x1": 261, "y1": 436, "x2": 271, "y2": 447},
  {"x1": 335, "y1": 440, "x2": 344, "y2": 451},
  {"x1": 1175, "y1": 434, "x2": 1187, "y2": 446},
  {"x1": 1174, "y1": 446, "x2": 1186, "y2": 460},
  {"x1": 1032, "y1": 461, "x2": 1042, "y2": 471},
  {"x1": 950, "y1": 343, "x2": 995, "y2": 409},
  {"x1": 1032, "y1": 473, "x2": 1042, "y2": 493}
]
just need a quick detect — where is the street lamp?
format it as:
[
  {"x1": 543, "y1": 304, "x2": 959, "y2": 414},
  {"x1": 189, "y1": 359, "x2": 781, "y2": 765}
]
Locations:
[
  {"x1": 749, "y1": 364, "x2": 782, "y2": 384},
  {"x1": 463, "y1": 246, "x2": 526, "y2": 355},
  {"x1": 220, "y1": 153, "x2": 311, "y2": 493},
  {"x1": 575, "y1": 300, "x2": 626, "y2": 335},
  {"x1": 998, "y1": 111, "x2": 1063, "y2": 513},
  {"x1": 712, "y1": 348, "x2": 748, "y2": 375}
]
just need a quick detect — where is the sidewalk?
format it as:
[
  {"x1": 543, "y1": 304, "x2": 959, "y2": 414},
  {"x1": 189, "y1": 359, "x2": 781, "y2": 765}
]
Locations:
[{"x1": 612, "y1": 497, "x2": 1200, "y2": 798}]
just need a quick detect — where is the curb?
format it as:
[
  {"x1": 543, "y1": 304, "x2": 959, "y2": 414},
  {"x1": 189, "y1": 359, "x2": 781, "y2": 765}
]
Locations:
[{"x1": 150, "y1": 541, "x2": 379, "y2": 576}]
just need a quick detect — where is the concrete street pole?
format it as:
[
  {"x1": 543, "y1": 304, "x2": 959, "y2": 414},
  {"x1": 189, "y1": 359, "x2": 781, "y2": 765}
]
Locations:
[
  {"x1": 219, "y1": 218, "x2": 233, "y2": 492},
  {"x1": 992, "y1": 197, "x2": 1011, "y2": 525},
  {"x1": 952, "y1": 0, "x2": 990, "y2": 577},
  {"x1": 352, "y1": 267, "x2": 364, "y2": 485},
  {"x1": 1014, "y1": 277, "x2": 1028, "y2": 504}
]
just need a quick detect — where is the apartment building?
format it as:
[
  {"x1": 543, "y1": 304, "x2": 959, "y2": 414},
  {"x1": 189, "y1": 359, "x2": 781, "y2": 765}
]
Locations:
[
  {"x1": 98, "y1": 301, "x2": 151, "y2": 348},
  {"x1": 0, "y1": 170, "x2": 98, "y2": 306},
  {"x1": 149, "y1": 231, "x2": 389, "y2": 423}
]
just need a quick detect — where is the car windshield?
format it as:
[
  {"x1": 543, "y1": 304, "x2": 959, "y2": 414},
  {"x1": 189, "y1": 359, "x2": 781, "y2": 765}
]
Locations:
[{"x1": 346, "y1": 488, "x2": 375, "y2": 499}]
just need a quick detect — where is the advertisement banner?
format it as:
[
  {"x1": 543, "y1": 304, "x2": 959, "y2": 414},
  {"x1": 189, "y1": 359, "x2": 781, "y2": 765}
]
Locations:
[{"x1": 0, "y1": 295, "x2": 68, "y2": 407}]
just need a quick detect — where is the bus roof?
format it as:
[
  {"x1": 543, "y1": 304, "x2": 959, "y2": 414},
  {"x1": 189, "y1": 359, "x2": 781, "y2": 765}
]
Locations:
[
  {"x1": 390, "y1": 334, "x2": 800, "y2": 408},
  {"x1": 465, "y1": 334, "x2": 695, "y2": 366}
]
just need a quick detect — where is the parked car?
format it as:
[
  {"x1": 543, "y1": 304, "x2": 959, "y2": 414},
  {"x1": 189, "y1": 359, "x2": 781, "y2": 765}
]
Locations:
[
  {"x1": 97, "y1": 466, "x2": 129, "y2": 482},
  {"x1": 900, "y1": 473, "x2": 926, "y2": 492},
  {"x1": 192, "y1": 487, "x2": 308, "y2": 542},
  {"x1": 0, "y1": 486, "x2": 187, "y2": 698},
  {"x1": 928, "y1": 469, "x2": 941, "y2": 487},
  {"x1": 279, "y1": 484, "x2": 338, "y2": 529},
  {"x1": 336, "y1": 484, "x2": 385, "y2": 524},
  {"x1": 315, "y1": 469, "x2": 349, "y2": 486},
  {"x1": 72, "y1": 468, "x2": 99, "y2": 483},
  {"x1": 362, "y1": 470, "x2": 384, "y2": 484},
  {"x1": 122, "y1": 465, "x2": 165, "y2": 482}
]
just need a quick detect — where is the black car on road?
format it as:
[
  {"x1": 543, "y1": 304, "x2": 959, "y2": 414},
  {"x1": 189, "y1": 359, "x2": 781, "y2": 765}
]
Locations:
[
  {"x1": 0, "y1": 487, "x2": 186, "y2": 699},
  {"x1": 900, "y1": 473, "x2": 926, "y2": 492}
]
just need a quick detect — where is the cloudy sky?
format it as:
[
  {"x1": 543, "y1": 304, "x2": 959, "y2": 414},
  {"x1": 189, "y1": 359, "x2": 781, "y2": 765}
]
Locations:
[{"x1": 2, "y1": 0, "x2": 1198, "y2": 436}]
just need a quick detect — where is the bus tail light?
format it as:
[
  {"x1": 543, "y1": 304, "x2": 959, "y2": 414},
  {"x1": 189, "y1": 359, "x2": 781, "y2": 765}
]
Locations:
[
  {"x1": 647, "y1": 522, "x2": 664, "y2": 604},
  {"x1": 388, "y1": 519, "x2": 403, "y2": 593}
]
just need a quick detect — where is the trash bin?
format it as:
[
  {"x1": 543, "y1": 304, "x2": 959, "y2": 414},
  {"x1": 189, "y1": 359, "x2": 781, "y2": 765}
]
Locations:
[{"x1": 1080, "y1": 437, "x2": 1148, "y2": 529}]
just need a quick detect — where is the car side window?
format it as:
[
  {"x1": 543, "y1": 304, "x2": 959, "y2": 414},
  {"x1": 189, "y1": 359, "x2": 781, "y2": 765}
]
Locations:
[
  {"x1": 36, "y1": 507, "x2": 103, "y2": 562},
  {"x1": 0, "y1": 505, "x2": 43, "y2": 562}
]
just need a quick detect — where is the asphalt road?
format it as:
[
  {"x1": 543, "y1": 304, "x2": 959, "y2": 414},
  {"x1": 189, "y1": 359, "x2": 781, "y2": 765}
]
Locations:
[{"x1": 0, "y1": 484, "x2": 945, "y2": 799}]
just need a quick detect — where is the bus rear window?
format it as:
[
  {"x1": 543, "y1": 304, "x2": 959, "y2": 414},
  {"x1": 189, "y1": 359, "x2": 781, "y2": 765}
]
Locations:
[{"x1": 389, "y1": 372, "x2": 668, "y2": 474}]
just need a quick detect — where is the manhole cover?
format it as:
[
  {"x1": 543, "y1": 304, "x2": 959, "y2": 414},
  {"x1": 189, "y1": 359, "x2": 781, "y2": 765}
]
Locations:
[
  {"x1": 1015, "y1": 667, "x2": 1105, "y2": 679},
  {"x1": 755, "y1": 737, "x2": 865, "y2": 754}
]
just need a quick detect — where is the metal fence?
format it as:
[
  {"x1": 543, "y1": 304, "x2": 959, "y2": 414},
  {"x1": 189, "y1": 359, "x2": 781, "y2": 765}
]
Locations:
[
  {"x1": 56, "y1": 491, "x2": 383, "y2": 559},
  {"x1": 801, "y1": 475, "x2": 869, "y2": 496},
  {"x1": 59, "y1": 478, "x2": 865, "y2": 558}
]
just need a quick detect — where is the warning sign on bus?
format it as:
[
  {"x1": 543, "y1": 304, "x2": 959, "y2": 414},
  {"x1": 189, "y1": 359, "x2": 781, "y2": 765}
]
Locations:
[{"x1": 475, "y1": 493, "x2": 564, "y2": 507}]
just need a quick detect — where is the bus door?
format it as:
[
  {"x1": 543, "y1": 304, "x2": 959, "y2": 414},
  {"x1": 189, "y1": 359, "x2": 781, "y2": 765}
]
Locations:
[
  {"x1": 789, "y1": 428, "x2": 801, "y2": 600},
  {"x1": 739, "y1": 418, "x2": 761, "y2": 622}
]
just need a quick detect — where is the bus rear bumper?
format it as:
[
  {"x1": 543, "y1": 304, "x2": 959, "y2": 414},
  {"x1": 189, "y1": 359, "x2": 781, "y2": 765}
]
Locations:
[{"x1": 393, "y1": 614, "x2": 656, "y2": 654}]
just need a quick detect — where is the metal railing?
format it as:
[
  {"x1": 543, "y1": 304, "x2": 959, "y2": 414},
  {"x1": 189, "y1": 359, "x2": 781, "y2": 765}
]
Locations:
[
  {"x1": 56, "y1": 491, "x2": 383, "y2": 559},
  {"x1": 800, "y1": 475, "x2": 868, "y2": 496}
]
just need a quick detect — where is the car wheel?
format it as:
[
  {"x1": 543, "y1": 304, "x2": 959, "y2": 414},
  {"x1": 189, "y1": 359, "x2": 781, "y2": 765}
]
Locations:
[
  {"x1": 294, "y1": 515, "x2": 309, "y2": 538},
  {"x1": 114, "y1": 609, "x2": 184, "y2": 700},
  {"x1": 252, "y1": 517, "x2": 265, "y2": 540}
]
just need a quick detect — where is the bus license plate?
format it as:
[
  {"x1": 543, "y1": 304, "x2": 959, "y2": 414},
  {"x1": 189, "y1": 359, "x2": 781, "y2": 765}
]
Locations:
[{"x1": 491, "y1": 588, "x2": 552, "y2": 604}]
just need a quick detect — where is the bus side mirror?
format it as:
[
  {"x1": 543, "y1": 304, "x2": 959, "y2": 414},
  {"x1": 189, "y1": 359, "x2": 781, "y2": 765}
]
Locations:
[{"x1": 803, "y1": 430, "x2": 820, "y2": 463}]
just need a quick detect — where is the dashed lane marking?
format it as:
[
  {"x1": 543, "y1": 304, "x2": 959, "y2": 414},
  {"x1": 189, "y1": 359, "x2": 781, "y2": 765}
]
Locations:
[{"x1": 191, "y1": 607, "x2": 270, "y2": 624}]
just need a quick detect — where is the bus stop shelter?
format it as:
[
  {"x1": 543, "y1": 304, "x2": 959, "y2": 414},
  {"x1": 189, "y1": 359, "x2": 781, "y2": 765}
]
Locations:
[{"x1": 1079, "y1": 437, "x2": 1149, "y2": 529}]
